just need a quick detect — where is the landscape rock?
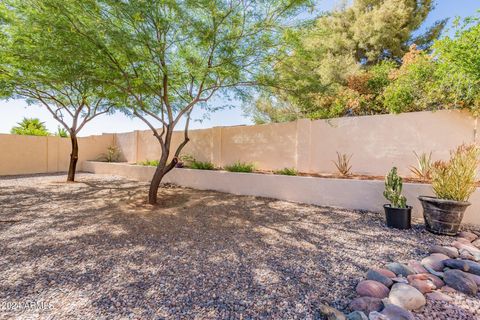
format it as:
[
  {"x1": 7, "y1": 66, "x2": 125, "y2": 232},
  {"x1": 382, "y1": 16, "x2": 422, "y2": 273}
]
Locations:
[
  {"x1": 373, "y1": 268, "x2": 396, "y2": 279},
  {"x1": 388, "y1": 283, "x2": 426, "y2": 310},
  {"x1": 455, "y1": 243, "x2": 480, "y2": 261},
  {"x1": 426, "y1": 291, "x2": 453, "y2": 302},
  {"x1": 460, "y1": 249, "x2": 477, "y2": 261},
  {"x1": 408, "y1": 279, "x2": 435, "y2": 294},
  {"x1": 428, "y1": 245, "x2": 459, "y2": 258},
  {"x1": 424, "y1": 274, "x2": 445, "y2": 288},
  {"x1": 456, "y1": 237, "x2": 474, "y2": 245},
  {"x1": 391, "y1": 277, "x2": 408, "y2": 284},
  {"x1": 347, "y1": 311, "x2": 368, "y2": 320},
  {"x1": 407, "y1": 260, "x2": 427, "y2": 274},
  {"x1": 380, "y1": 304, "x2": 414, "y2": 320},
  {"x1": 421, "y1": 253, "x2": 449, "y2": 272},
  {"x1": 443, "y1": 269, "x2": 478, "y2": 296},
  {"x1": 443, "y1": 259, "x2": 480, "y2": 276},
  {"x1": 458, "y1": 231, "x2": 478, "y2": 242},
  {"x1": 465, "y1": 273, "x2": 480, "y2": 286},
  {"x1": 386, "y1": 263, "x2": 415, "y2": 277},
  {"x1": 441, "y1": 285, "x2": 457, "y2": 293},
  {"x1": 406, "y1": 273, "x2": 443, "y2": 288},
  {"x1": 472, "y1": 238, "x2": 480, "y2": 249},
  {"x1": 319, "y1": 304, "x2": 346, "y2": 320},
  {"x1": 356, "y1": 280, "x2": 390, "y2": 299},
  {"x1": 349, "y1": 297, "x2": 384, "y2": 314},
  {"x1": 368, "y1": 312, "x2": 387, "y2": 320},
  {"x1": 367, "y1": 269, "x2": 394, "y2": 288}
]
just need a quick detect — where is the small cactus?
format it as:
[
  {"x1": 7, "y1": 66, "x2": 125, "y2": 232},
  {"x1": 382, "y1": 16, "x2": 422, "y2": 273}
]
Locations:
[{"x1": 384, "y1": 167, "x2": 407, "y2": 208}]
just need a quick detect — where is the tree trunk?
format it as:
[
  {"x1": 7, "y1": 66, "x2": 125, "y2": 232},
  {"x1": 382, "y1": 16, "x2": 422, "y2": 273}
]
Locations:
[
  {"x1": 67, "y1": 134, "x2": 79, "y2": 182},
  {"x1": 148, "y1": 157, "x2": 179, "y2": 205},
  {"x1": 148, "y1": 165, "x2": 165, "y2": 204}
]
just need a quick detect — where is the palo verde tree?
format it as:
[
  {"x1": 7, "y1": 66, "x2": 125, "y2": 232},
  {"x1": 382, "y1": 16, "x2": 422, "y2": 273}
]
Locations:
[
  {"x1": 43, "y1": 0, "x2": 312, "y2": 204},
  {"x1": 0, "y1": 1, "x2": 116, "y2": 182}
]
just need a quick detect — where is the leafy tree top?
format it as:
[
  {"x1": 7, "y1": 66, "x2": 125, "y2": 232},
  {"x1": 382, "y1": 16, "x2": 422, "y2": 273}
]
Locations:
[{"x1": 10, "y1": 117, "x2": 50, "y2": 136}]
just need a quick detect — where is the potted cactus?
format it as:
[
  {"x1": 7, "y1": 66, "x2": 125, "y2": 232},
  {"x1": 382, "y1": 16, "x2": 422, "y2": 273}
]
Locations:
[
  {"x1": 383, "y1": 167, "x2": 412, "y2": 229},
  {"x1": 419, "y1": 145, "x2": 479, "y2": 236}
]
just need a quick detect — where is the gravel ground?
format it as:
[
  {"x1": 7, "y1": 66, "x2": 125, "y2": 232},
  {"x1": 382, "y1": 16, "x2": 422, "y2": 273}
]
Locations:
[{"x1": 0, "y1": 173, "x2": 477, "y2": 319}]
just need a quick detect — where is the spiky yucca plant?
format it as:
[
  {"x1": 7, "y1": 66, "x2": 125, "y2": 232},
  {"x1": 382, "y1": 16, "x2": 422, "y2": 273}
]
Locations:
[
  {"x1": 333, "y1": 152, "x2": 352, "y2": 176},
  {"x1": 409, "y1": 151, "x2": 432, "y2": 181}
]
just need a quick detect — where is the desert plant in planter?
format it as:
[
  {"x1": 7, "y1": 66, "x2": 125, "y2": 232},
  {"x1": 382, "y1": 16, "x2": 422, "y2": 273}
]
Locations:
[
  {"x1": 419, "y1": 144, "x2": 479, "y2": 236},
  {"x1": 383, "y1": 167, "x2": 412, "y2": 229}
]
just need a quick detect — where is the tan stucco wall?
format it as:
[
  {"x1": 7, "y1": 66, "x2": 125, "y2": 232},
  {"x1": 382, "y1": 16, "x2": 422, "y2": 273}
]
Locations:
[
  {"x1": 307, "y1": 110, "x2": 476, "y2": 176},
  {"x1": 125, "y1": 110, "x2": 476, "y2": 176},
  {"x1": 0, "y1": 110, "x2": 478, "y2": 177},
  {"x1": 0, "y1": 133, "x2": 114, "y2": 176}
]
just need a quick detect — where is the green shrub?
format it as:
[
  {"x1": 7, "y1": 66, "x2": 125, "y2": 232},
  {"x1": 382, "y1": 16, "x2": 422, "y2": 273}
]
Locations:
[
  {"x1": 189, "y1": 160, "x2": 215, "y2": 170},
  {"x1": 179, "y1": 154, "x2": 215, "y2": 170},
  {"x1": 138, "y1": 159, "x2": 159, "y2": 166},
  {"x1": 431, "y1": 144, "x2": 479, "y2": 202},
  {"x1": 224, "y1": 161, "x2": 255, "y2": 173},
  {"x1": 98, "y1": 145, "x2": 121, "y2": 162},
  {"x1": 274, "y1": 167, "x2": 298, "y2": 176}
]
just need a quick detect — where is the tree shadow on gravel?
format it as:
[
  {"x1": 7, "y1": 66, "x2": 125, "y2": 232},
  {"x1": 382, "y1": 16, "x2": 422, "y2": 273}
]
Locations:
[{"x1": 0, "y1": 174, "x2": 477, "y2": 319}]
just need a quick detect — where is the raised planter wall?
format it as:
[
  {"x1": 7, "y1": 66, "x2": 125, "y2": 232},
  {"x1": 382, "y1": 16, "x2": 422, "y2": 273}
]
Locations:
[{"x1": 84, "y1": 161, "x2": 480, "y2": 227}]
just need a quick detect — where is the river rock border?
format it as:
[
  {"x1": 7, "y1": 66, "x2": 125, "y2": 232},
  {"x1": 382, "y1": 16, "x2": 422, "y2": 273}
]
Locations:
[{"x1": 321, "y1": 230, "x2": 480, "y2": 320}]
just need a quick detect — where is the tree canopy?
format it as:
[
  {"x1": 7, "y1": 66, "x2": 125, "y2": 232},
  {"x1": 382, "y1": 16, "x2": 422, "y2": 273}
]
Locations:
[
  {"x1": 0, "y1": 0, "x2": 117, "y2": 181},
  {"x1": 10, "y1": 117, "x2": 50, "y2": 136},
  {"x1": 247, "y1": 0, "x2": 449, "y2": 123},
  {"x1": 33, "y1": 0, "x2": 312, "y2": 202}
]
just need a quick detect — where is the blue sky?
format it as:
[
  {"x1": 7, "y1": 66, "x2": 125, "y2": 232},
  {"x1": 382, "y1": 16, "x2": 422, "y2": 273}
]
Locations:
[{"x1": 0, "y1": 0, "x2": 478, "y2": 136}]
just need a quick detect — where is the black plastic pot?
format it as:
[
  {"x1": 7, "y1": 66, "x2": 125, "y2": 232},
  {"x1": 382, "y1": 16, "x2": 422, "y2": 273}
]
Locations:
[
  {"x1": 418, "y1": 196, "x2": 470, "y2": 236},
  {"x1": 383, "y1": 204, "x2": 412, "y2": 229}
]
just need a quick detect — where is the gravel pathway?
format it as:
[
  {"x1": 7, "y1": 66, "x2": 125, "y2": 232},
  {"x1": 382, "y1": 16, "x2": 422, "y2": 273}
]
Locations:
[{"x1": 0, "y1": 173, "x2": 474, "y2": 319}]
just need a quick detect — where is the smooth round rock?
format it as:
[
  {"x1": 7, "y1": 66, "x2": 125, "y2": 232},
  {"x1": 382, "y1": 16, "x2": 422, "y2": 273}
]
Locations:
[
  {"x1": 426, "y1": 291, "x2": 453, "y2": 302},
  {"x1": 380, "y1": 304, "x2": 414, "y2": 320},
  {"x1": 373, "y1": 268, "x2": 396, "y2": 279},
  {"x1": 456, "y1": 237, "x2": 473, "y2": 245},
  {"x1": 368, "y1": 311, "x2": 387, "y2": 320},
  {"x1": 386, "y1": 263, "x2": 415, "y2": 277},
  {"x1": 409, "y1": 279, "x2": 435, "y2": 294},
  {"x1": 356, "y1": 280, "x2": 390, "y2": 299},
  {"x1": 407, "y1": 260, "x2": 427, "y2": 274},
  {"x1": 459, "y1": 231, "x2": 478, "y2": 242},
  {"x1": 472, "y1": 239, "x2": 480, "y2": 249},
  {"x1": 428, "y1": 245, "x2": 459, "y2": 259},
  {"x1": 347, "y1": 311, "x2": 368, "y2": 320},
  {"x1": 407, "y1": 273, "x2": 444, "y2": 288},
  {"x1": 367, "y1": 269, "x2": 394, "y2": 288},
  {"x1": 443, "y1": 269, "x2": 478, "y2": 296},
  {"x1": 460, "y1": 249, "x2": 476, "y2": 261},
  {"x1": 456, "y1": 244, "x2": 480, "y2": 261},
  {"x1": 443, "y1": 259, "x2": 480, "y2": 276},
  {"x1": 421, "y1": 253, "x2": 449, "y2": 272},
  {"x1": 391, "y1": 277, "x2": 408, "y2": 284},
  {"x1": 388, "y1": 283, "x2": 426, "y2": 310},
  {"x1": 465, "y1": 273, "x2": 480, "y2": 286},
  {"x1": 349, "y1": 297, "x2": 383, "y2": 314},
  {"x1": 424, "y1": 274, "x2": 445, "y2": 288}
]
